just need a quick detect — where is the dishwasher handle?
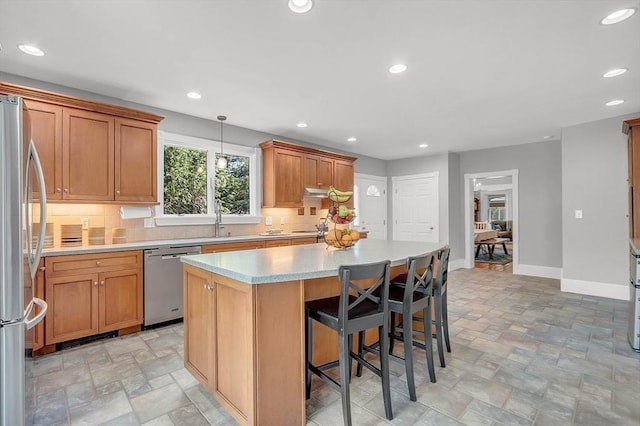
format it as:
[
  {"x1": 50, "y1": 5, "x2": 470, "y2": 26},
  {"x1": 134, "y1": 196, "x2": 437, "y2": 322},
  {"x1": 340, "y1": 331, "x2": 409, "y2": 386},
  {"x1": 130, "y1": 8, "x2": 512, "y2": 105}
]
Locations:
[{"x1": 160, "y1": 254, "x2": 192, "y2": 260}]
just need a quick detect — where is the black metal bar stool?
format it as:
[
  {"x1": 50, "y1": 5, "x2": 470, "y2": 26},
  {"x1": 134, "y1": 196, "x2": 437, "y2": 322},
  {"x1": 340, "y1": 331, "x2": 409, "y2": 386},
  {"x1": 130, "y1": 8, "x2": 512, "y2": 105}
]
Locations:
[
  {"x1": 433, "y1": 246, "x2": 451, "y2": 367},
  {"x1": 305, "y1": 260, "x2": 393, "y2": 426}
]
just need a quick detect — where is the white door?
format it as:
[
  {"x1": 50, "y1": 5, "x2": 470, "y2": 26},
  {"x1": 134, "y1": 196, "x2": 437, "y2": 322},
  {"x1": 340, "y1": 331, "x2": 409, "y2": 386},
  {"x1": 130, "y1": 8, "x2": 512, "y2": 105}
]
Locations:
[
  {"x1": 392, "y1": 172, "x2": 439, "y2": 242},
  {"x1": 354, "y1": 174, "x2": 387, "y2": 239}
]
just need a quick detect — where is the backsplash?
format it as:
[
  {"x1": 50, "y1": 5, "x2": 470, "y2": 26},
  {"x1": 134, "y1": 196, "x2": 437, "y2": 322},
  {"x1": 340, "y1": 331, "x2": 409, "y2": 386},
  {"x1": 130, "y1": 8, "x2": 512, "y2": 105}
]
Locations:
[{"x1": 34, "y1": 199, "x2": 327, "y2": 246}]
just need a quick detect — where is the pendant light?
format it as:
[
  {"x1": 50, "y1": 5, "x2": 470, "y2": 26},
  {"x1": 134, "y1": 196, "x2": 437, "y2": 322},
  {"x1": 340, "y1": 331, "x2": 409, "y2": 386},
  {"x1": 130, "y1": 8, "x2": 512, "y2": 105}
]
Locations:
[{"x1": 216, "y1": 115, "x2": 227, "y2": 169}]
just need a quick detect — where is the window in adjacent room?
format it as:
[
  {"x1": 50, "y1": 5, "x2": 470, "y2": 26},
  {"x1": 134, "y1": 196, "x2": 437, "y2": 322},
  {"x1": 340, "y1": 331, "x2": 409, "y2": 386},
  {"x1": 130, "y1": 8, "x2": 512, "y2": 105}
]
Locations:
[
  {"x1": 156, "y1": 132, "x2": 260, "y2": 225},
  {"x1": 488, "y1": 195, "x2": 506, "y2": 221}
]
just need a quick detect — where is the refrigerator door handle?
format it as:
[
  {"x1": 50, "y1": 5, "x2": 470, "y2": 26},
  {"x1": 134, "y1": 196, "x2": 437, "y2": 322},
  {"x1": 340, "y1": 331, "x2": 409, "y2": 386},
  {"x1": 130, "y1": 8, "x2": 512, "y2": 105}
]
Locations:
[
  {"x1": 24, "y1": 297, "x2": 48, "y2": 330},
  {"x1": 26, "y1": 141, "x2": 47, "y2": 279}
]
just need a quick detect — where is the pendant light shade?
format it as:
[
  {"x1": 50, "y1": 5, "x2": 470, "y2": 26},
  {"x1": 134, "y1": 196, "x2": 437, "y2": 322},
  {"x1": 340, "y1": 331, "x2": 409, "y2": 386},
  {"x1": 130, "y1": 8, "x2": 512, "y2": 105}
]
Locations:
[{"x1": 217, "y1": 115, "x2": 227, "y2": 169}]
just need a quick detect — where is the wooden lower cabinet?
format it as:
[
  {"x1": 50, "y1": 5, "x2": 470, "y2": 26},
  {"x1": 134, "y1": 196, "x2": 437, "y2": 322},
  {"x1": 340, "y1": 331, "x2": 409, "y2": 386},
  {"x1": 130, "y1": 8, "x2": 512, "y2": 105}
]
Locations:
[
  {"x1": 203, "y1": 241, "x2": 266, "y2": 254},
  {"x1": 44, "y1": 251, "x2": 143, "y2": 345},
  {"x1": 290, "y1": 237, "x2": 318, "y2": 245},
  {"x1": 183, "y1": 265, "x2": 305, "y2": 426},
  {"x1": 25, "y1": 259, "x2": 45, "y2": 353}
]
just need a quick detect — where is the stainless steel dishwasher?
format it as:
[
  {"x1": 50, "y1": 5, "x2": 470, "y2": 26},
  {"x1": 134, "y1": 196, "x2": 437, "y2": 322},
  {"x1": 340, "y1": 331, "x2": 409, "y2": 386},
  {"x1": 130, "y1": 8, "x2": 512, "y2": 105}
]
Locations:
[{"x1": 143, "y1": 245, "x2": 201, "y2": 326}]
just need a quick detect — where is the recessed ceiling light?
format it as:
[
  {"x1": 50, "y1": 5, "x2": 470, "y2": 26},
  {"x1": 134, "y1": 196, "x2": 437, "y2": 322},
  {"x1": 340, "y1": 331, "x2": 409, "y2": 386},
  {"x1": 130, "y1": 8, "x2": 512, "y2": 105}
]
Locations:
[
  {"x1": 389, "y1": 64, "x2": 408, "y2": 74},
  {"x1": 347, "y1": 137, "x2": 357, "y2": 142},
  {"x1": 419, "y1": 143, "x2": 429, "y2": 148},
  {"x1": 603, "y1": 68, "x2": 628, "y2": 78},
  {"x1": 600, "y1": 8, "x2": 636, "y2": 25},
  {"x1": 605, "y1": 99, "x2": 625, "y2": 106},
  {"x1": 186, "y1": 92, "x2": 202, "y2": 99},
  {"x1": 297, "y1": 122, "x2": 308, "y2": 128},
  {"x1": 542, "y1": 135, "x2": 552, "y2": 139},
  {"x1": 288, "y1": 0, "x2": 313, "y2": 14},
  {"x1": 18, "y1": 44, "x2": 44, "y2": 56}
]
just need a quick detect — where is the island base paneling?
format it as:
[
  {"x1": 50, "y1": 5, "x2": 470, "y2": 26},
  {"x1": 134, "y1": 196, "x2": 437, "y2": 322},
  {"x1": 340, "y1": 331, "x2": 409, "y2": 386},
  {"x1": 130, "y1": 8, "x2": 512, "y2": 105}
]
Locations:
[{"x1": 183, "y1": 265, "x2": 304, "y2": 426}]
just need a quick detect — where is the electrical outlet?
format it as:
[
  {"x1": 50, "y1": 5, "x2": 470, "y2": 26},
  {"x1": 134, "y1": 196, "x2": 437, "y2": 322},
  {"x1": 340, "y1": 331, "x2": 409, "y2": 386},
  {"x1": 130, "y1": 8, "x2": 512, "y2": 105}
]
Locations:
[
  {"x1": 280, "y1": 216, "x2": 286, "y2": 225},
  {"x1": 81, "y1": 218, "x2": 89, "y2": 230},
  {"x1": 265, "y1": 216, "x2": 273, "y2": 226},
  {"x1": 143, "y1": 218, "x2": 155, "y2": 228},
  {"x1": 575, "y1": 210, "x2": 583, "y2": 219}
]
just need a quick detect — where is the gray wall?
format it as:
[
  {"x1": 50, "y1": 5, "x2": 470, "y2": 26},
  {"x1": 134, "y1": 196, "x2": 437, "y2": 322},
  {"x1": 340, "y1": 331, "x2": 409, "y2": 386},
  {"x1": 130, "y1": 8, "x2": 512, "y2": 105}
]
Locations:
[
  {"x1": 386, "y1": 153, "x2": 451, "y2": 247},
  {"x1": 447, "y1": 153, "x2": 463, "y2": 260},
  {"x1": 561, "y1": 114, "x2": 635, "y2": 287},
  {"x1": 458, "y1": 141, "x2": 563, "y2": 267},
  {"x1": 0, "y1": 72, "x2": 385, "y2": 175}
]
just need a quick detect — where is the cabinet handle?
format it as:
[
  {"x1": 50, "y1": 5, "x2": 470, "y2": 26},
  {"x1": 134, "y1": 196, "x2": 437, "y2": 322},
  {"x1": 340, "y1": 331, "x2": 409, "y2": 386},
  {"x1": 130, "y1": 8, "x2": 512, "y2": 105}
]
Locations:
[
  {"x1": 39, "y1": 266, "x2": 45, "y2": 271},
  {"x1": 63, "y1": 188, "x2": 68, "y2": 193},
  {"x1": 94, "y1": 281, "x2": 98, "y2": 286},
  {"x1": 100, "y1": 281, "x2": 105, "y2": 286},
  {"x1": 116, "y1": 190, "x2": 120, "y2": 194},
  {"x1": 56, "y1": 188, "x2": 62, "y2": 193},
  {"x1": 96, "y1": 261, "x2": 101, "y2": 266}
]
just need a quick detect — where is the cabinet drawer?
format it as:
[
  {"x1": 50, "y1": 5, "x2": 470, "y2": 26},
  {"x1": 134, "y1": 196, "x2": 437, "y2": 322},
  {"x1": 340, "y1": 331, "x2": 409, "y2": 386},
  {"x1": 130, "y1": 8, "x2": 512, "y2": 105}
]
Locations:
[
  {"x1": 202, "y1": 241, "x2": 266, "y2": 253},
  {"x1": 46, "y1": 250, "x2": 142, "y2": 277}
]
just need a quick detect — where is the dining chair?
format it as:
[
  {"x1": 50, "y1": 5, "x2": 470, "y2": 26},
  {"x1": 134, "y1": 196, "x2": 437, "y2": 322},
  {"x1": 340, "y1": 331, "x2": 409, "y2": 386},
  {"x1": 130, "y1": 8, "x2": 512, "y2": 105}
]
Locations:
[
  {"x1": 305, "y1": 260, "x2": 393, "y2": 425},
  {"x1": 358, "y1": 251, "x2": 437, "y2": 401},
  {"x1": 433, "y1": 246, "x2": 451, "y2": 367}
]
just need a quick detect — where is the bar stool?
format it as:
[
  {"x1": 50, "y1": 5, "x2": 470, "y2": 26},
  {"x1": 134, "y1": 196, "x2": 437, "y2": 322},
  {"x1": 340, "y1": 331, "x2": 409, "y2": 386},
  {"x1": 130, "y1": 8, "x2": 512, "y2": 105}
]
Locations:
[
  {"x1": 360, "y1": 252, "x2": 437, "y2": 401},
  {"x1": 305, "y1": 260, "x2": 393, "y2": 425},
  {"x1": 433, "y1": 246, "x2": 451, "y2": 367}
]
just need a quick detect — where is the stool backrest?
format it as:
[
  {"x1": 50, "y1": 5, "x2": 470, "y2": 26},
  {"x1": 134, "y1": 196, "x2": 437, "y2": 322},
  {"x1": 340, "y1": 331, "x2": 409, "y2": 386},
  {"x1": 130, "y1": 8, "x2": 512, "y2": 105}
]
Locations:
[
  {"x1": 434, "y1": 246, "x2": 450, "y2": 294},
  {"x1": 337, "y1": 260, "x2": 391, "y2": 329},
  {"x1": 402, "y1": 252, "x2": 436, "y2": 305},
  {"x1": 475, "y1": 221, "x2": 488, "y2": 229}
]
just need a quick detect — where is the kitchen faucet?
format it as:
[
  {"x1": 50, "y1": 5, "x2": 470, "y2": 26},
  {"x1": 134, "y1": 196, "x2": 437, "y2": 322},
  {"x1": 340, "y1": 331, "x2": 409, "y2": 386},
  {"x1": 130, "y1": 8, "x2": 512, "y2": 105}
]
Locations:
[{"x1": 214, "y1": 198, "x2": 224, "y2": 237}]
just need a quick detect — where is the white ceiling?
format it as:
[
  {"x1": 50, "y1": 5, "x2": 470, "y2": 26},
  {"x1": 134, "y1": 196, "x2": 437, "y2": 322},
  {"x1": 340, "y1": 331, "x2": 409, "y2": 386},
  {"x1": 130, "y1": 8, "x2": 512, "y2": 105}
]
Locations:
[{"x1": 1, "y1": 0, "x2": 639, "y2": 160}]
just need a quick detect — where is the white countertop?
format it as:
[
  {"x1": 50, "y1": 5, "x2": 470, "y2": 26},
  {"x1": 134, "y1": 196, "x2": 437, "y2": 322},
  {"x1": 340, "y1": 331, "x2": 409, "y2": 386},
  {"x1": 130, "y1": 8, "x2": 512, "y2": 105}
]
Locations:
[
  {"x1": 41, "y1": 232, "x2": 319, "y2": 256},
  {"x1": 180, "y1": 239, "x2": 446, "y2": 285}
]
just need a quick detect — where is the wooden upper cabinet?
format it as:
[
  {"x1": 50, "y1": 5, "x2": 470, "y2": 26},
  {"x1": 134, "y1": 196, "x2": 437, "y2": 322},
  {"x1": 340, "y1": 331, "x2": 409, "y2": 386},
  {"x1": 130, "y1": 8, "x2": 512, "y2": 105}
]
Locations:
[
  {"x1": 304, "y1": 154, "x2": 333, "y2": 190},
  {"x1": 24, "y1": 100, "x2": 63, "y2": 201},
  {"x1": 262, "y1": 142, "x2": 304, "y2": 207},
  {"x1": 0, "y1": 81, "x2": 164, "y2": 204},
  {"x1": 63, "y1": 108, "x2": 115, "y2": 201},
  {"x1": 624, "y1": 117, "x2": 640, "y2": 239},
  {"x1": 115, "y1": 118, "x2": 157, "y2": 203},
  {"x1": 261, "y1": 140, "x2": 356, "y2": 208}
]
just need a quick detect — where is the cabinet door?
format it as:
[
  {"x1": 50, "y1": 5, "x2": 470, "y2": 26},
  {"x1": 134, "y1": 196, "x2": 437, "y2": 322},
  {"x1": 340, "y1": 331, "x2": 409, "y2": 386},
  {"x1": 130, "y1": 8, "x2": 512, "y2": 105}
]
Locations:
[
  {"x1": 631, "y1": 127, "x2": 640, "y2": 239},
  {"x1": 334, "y1": 159, "x2": 355, "y2": 208},
  {"x1": 98, "y1": 268, "x2": 143, "y2": 333},
  {"x1": 184, "y1": 265, "x2": 215, "y2": 389},
  {"x1": 274, "y1": 149, "x2": 303, "y2": 207},
  {"x1": 290, "y1": 237, "x2": 318, "y2": 245},
  {"x1": 304, "y1": 154, "x2": 333, "y2": 190},
  {"x1": 115, "y1": 118, "x2": 157, "y2": 203},
  {"x1": 32, "y1": 261, "x2": 45, "y2": 351},
  {"x1": 45, "y1": 273, "x2": 99, "y2": 344},
  {"x1": 24, "y1": 100, "x2": 63, "y2": 201},
  {"x1": 62, "y1": 108, "x2": 115, "y2": 201}
]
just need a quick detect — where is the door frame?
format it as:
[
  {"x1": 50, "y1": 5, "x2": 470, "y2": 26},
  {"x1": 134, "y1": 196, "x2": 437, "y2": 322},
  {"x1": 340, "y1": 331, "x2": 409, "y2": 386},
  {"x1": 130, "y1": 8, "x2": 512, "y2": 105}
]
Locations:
[
  {"x1": 354, "y1": 173, "x2": 388, "y2": 239},
  {"x1": 392, "y1": 171, "x2": 439, "y2": 241},
  {"x1": 464, "y1": 169, "x2": 519, "y2": 270}
]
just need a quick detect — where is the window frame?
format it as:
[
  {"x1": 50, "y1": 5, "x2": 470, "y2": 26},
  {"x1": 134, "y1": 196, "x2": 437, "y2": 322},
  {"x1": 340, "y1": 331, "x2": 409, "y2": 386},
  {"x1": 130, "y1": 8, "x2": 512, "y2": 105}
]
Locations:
[{"x1": 155, "y1": 131, "x2": 261, "y2": 226}]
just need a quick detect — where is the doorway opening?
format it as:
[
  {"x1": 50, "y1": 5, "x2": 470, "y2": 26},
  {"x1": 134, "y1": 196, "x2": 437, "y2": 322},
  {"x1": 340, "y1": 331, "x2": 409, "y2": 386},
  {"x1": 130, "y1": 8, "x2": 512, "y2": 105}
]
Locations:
[{"x1": 464, "y1": 170, "x2": 519, "y2": 273}]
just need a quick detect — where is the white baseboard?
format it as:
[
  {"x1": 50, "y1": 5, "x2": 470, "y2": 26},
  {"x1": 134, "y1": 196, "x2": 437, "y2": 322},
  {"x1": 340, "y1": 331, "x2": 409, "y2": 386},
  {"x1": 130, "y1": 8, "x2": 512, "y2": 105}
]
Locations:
[
  {"x1": 513, "y1": 263, "x2": 562, "y2": 279},
  {"x1": 449, "y1": 258, "x2": 466, "y2": 271},
  {"x1": 561, "y1": 278, "x2": 629, "y2": 301}
]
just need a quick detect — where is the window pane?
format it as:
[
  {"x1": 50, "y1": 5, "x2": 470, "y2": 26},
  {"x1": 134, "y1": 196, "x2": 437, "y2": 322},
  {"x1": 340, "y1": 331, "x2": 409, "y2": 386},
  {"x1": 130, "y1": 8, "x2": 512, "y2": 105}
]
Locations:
[
  {"x1": 163, "y1": 146, "x2": 207, "y2": 215},
  {"x1": 215, "y1": 154, "x2": 250, "y2": 215}
]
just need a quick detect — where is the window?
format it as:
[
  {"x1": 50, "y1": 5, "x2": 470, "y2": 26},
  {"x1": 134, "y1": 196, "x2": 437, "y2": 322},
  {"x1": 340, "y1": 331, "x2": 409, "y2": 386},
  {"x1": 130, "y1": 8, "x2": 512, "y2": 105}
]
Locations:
[
  {"x1": 155, "y1": 132, "x2": 260, "y2": 225},
  {"x1": 488, "y1": 194, "x2": 506, "y2": 221}
]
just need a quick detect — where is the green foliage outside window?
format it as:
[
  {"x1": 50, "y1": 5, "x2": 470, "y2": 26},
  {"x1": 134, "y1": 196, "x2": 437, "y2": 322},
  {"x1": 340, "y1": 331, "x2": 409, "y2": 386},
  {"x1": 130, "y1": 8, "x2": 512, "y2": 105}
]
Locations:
[
  {"x1": 163, "y1": 146, "x2": 207, "y2": 215},
  {"x1": 163, "y1": 146, "x2": 250, "y2": 216},
  {"x1": 215, "y1": 154, "x2": 250, "y2": 215}
]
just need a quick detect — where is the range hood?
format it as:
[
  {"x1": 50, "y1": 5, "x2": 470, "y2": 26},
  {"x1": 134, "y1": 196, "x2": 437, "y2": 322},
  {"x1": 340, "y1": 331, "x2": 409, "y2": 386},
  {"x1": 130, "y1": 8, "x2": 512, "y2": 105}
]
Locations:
[{"x1": 304, "y1": 187, "x2": 328, "y2": 198}]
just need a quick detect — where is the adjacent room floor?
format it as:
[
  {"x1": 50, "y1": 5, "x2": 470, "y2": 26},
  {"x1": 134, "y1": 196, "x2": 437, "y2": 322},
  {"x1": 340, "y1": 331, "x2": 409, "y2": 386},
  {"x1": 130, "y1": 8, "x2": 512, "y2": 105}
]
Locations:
[{"x1": 28, "y1": 268, "x2": 640, "y2": 425}]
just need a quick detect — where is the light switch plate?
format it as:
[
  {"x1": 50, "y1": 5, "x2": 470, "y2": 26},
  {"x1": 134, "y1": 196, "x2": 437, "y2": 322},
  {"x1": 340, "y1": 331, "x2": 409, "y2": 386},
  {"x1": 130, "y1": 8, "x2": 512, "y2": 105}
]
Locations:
[
  {"x1": 280, "y1": 216, "x2": 286, "y2": 225},
  {"x1": 81, "y1": 218, "x2": 89, "y2": 230},
  {"x1": 575, "y1": 210, "x2": 583, "y2": 219},
  {"x1": 265, "y1": 216, "x2": 273, "y2": 226}
]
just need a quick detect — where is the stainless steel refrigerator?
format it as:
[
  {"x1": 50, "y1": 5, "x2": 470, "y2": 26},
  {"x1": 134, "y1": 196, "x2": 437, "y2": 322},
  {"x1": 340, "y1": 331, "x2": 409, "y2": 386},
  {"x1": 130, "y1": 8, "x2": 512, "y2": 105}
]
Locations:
[{"x1": 0, "y1": 95, "x2": 48, "y2": 425}]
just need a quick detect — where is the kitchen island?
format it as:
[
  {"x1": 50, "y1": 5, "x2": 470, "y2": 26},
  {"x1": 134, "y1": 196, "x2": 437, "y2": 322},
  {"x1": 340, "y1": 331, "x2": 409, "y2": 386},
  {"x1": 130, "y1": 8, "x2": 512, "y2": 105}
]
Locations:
[{"x1": 181, "y1": 239, "x2": 445, "y2": 426}]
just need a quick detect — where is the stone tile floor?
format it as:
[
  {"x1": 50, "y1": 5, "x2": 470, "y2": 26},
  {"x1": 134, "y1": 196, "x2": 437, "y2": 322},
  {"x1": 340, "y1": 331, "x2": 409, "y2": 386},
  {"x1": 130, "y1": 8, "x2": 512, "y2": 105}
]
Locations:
[{"x1": 27, "y1": 268, "x2": 640, "y2": 425}]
